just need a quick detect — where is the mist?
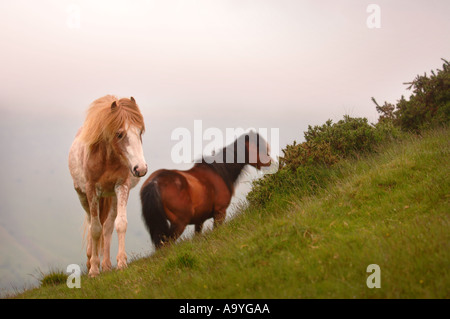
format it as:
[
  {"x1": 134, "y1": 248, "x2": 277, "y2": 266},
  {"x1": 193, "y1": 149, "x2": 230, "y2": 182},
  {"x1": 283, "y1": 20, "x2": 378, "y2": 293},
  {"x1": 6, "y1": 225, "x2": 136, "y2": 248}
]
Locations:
[{"x1": 1, "y1": 0, "x2": 449, "y2": 294}]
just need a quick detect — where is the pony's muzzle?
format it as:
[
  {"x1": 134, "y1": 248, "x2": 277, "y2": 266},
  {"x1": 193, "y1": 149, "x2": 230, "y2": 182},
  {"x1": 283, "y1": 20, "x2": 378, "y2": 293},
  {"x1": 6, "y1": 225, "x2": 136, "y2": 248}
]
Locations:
[{"x1": 133, "y1": 164, "x2": 148, "y2": 177}]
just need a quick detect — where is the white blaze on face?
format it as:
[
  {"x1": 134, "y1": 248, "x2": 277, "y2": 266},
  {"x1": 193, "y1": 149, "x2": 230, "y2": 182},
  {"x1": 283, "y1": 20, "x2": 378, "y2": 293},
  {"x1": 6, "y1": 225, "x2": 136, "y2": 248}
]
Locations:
[{"x1": 124, "y1": 125, "x2": 147, "y2": 177}]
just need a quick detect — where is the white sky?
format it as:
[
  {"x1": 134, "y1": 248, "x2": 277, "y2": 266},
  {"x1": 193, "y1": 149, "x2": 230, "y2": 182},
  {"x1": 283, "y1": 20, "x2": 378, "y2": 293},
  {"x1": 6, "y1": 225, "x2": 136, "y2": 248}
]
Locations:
[
  {"x1": 0, "y1": 0, "x2": 449, "y2": 293},
  {"x1": 1, "y1": 1, "x2": 449, "y2": 121}
]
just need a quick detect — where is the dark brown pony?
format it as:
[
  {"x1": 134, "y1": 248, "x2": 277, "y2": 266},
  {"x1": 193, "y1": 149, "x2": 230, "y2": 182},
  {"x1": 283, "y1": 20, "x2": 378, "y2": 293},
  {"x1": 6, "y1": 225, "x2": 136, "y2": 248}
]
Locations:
[{"x1": 140, "y1": 131, "x2": 271, "y2": 249}]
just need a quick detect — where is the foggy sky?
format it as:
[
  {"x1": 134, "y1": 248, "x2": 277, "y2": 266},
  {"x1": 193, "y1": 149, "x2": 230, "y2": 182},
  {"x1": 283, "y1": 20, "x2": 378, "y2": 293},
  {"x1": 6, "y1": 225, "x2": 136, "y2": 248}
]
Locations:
[
  {"x1": 0, "y1": 0, "x2": 449, "y2": 294},
  {"x1": 1, "y1": 1, "x2": 449, "y2": 121}
]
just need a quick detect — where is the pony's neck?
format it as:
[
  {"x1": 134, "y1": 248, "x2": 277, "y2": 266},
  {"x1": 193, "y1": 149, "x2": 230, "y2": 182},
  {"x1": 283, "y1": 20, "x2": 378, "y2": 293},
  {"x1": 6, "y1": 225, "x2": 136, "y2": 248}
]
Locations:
[
  {"x1": 200, "y1": 140, "x2": 248, "y2": 193},
  {"x1": 211, "y1": 161, "x2": 246, "y2": 190},
  {"x1": 88, "y1": 140, "x2": 122, "y2": 164}
]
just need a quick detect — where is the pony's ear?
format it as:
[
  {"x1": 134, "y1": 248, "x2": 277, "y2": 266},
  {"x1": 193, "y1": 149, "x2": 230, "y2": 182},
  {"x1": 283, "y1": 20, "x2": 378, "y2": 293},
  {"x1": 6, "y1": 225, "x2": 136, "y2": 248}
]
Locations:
[
  {"x1": 111, "y1": 101, "x2": 117, "y2": 111},
  {"x1": 130, "y1": 96, "x2": 136, "y2": 103}
]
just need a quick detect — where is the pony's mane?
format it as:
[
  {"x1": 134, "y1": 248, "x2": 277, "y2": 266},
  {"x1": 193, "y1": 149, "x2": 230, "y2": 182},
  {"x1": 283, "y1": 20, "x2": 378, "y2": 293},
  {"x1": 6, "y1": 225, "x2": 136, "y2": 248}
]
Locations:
[
  {"x1": 205, "y1": 161, "x2": 246, "y2": 194},
  {"x1": 196, "y1": 133, "x2": 256, "y2": 193},
  {"x1": 79, "y1": 95, "x2": 145, "y2": 148}
]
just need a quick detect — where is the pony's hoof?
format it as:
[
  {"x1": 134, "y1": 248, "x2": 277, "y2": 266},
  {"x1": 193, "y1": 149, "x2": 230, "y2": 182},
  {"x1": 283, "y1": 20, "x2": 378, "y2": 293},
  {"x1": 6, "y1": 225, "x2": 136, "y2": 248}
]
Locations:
[
  {"x1": 117, "y1": 260, "x2": 128, "y2": 270},
  {"x1": 88, "y1": 268, "x2": 100, "y2": 278},
  {"x1": 102, "y1": 261, "x2": 112, "y2": 272}
]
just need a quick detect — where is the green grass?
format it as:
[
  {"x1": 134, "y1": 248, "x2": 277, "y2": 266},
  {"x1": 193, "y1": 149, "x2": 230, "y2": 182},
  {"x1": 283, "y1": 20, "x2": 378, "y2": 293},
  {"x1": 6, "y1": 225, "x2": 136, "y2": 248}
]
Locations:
[
  {"x1": 38, "y1": 269, "x2": 68, "y2": 288},
  {"x1": 15, "y1": 128, "x2": 450, "y2": 298}
]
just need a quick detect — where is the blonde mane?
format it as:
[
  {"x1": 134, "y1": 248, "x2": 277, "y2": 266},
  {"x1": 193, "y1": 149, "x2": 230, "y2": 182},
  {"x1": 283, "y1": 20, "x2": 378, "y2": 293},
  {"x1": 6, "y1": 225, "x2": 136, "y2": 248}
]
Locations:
[{"x1": 79, "y1": 95, "x2": 145, "y2": 148}]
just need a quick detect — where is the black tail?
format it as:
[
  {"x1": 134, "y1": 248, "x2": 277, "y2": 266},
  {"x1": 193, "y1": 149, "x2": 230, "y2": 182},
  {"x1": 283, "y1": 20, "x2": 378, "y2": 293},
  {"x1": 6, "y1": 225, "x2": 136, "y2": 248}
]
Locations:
[{"x1": 140, "y1": 180, "x2": 170, "y2": 249}]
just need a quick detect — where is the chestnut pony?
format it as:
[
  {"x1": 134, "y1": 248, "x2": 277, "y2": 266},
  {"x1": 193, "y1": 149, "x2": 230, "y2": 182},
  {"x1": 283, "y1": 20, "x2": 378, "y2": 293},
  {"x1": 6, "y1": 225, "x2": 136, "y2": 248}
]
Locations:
[
  {"x1": 68, "y1": 95, "x2": 147, "y2": 277},
  {"x1": 140, "y1": 131, "x2": 271, "y2": 249}
]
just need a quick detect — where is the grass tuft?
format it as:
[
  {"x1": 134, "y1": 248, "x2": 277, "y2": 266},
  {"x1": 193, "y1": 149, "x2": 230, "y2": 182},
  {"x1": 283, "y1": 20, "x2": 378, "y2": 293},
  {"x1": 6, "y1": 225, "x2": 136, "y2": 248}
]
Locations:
[{"x1": 39, "y1": 269, "x2": 68, "y2": 288}]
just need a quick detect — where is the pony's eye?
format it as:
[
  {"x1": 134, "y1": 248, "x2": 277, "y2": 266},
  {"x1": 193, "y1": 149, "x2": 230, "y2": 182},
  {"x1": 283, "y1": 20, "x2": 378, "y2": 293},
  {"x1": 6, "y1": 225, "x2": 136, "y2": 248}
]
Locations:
[{"x1": 116, "y1": 132, "x2": 124, "y2": 139}]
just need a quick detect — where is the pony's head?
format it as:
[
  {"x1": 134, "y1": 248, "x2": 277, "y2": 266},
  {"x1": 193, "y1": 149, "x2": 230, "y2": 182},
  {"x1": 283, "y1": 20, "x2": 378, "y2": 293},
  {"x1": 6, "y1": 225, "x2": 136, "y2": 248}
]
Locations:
[
  {"x1": 244, "y1": 131, "x2": 272, "y2": 170},
  {"x1": 80, "y1": 95, "x2": 148, "y2": 177},
  {"x1": 228, "y1": 131, "x2": 272, "y2": 169}
]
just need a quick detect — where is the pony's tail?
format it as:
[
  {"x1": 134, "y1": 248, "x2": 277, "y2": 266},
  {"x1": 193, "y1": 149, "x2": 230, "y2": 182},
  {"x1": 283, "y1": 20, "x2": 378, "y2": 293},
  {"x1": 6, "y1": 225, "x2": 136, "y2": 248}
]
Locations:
[{"x1": 140, "y1": 180, "x2": 170, "y2": 249}]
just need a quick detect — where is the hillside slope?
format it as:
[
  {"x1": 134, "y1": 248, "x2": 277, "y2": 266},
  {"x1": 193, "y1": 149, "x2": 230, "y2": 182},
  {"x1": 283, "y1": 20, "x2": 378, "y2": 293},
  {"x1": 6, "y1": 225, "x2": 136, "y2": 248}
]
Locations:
[{"x1": 16, "y1": 128, "x2": 450, "y2": 298}]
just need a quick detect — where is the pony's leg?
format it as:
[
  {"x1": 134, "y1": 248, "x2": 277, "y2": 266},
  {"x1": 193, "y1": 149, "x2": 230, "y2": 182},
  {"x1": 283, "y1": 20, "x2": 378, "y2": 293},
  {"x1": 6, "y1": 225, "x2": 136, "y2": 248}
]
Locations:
[
  {"x1": 75, "y1": 189, "x2": 92, "y2": 271},
  {"x1": 115, "y1": 184, "x2": 130, "y2": 270},
  {"x1": 86, "y1": 186, "x2": 102, "y2": 277},
  {"x1": 102, "y1": 197, "x2": 117, "y2": 271},
  {"x1": 213, "y1": 208, "x2": 227, "y2": 228},
  {"x1": 89, "y1": 213, "x2": 102, "y2": 277},
  {"x1": 168, "y1": 221, "x2": 187, "y2": 242},
  {"x1": 86, "y1": 220, "x2": 92, "y2": 271},
  {"x1": 195, "y1": 223, "x2": 203, "y2": 234},
  {"x1": 76, "y1": 188, "x2": 90, "y2": 214}
]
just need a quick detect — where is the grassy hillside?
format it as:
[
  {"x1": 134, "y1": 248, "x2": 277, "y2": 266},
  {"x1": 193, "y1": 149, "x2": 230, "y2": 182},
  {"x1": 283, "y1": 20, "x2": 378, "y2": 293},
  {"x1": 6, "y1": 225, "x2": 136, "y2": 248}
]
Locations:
[{"x1": 15, "y1": 127, "x2": 449, "y2": 299}]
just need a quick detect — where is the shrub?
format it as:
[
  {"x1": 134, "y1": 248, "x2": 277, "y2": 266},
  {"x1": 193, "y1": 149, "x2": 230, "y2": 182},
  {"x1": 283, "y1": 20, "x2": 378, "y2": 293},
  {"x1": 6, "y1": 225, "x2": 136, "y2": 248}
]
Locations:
[
  {"x1": 248, "y1": 60, "x2": 448, "y2": 208},
  {"x1": 280, "y1": 140, "x2": 338, "y2": 170},
  {"x1": 373, "y1": 58, "x2": 450, "y2": 132},
  {"x1": 247, "y1": 165, "x2": 331, "y2": 207},
  {"x1": 247, "y1": 115, "x2": 398, "y2": 207},
  {"x1": 303, "y1": 116, "x2": 379, "y2": 158}
]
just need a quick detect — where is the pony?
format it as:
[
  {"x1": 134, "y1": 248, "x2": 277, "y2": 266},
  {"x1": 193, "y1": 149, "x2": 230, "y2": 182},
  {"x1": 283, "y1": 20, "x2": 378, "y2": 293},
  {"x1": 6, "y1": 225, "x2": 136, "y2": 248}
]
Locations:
[
  {"x1": 140, "y1": 131, "x2": 272, "y2": 249},
  {"x1": 68, "y1": 95, "x2": 147, "y2": 277}
]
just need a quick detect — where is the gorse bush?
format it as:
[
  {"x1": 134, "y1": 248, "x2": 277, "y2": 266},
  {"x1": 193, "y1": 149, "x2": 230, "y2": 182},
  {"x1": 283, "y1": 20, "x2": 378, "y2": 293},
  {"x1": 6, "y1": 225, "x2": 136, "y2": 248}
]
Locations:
[
  {"x1": 247, "y1": 164, "x2": 333, "y2": 207},
  {"x1": 373, "y1": 58, "x2": 450, "y2": 131},
  {"x1": 281, "y1": 116, "x2": 391, "y2": 171},
  {"x1": 248, "y1": 59, "x2": 448, "y2": 207},
  {"x1": 247, "y1": 116, "x2": 399, "y2": 207},
  {"x1": 280, "y1": 139, "x2": 338, "y2": 170},
  {"x1": 304, "y1": 116, "x2": 380, "y2": 158}
]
